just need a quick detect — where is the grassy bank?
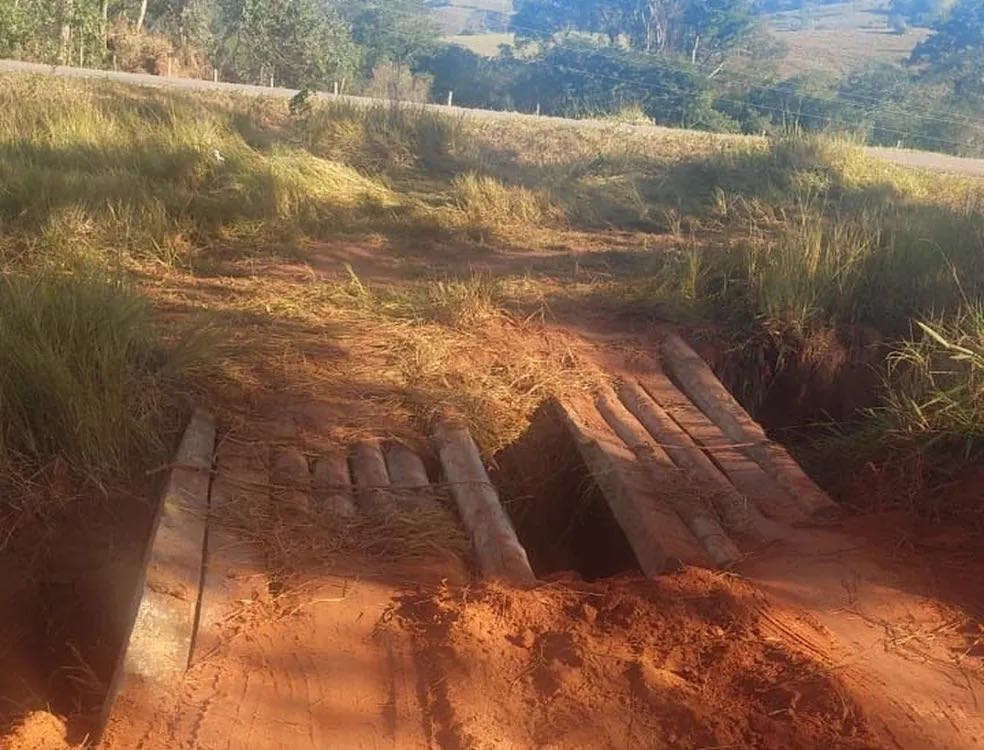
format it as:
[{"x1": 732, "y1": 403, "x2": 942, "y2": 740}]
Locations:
[{"x1": 0, "y1": 72, "x2": 982, "y2": 516}]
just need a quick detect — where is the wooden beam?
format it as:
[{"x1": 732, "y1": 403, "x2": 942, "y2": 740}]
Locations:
[
  {"x1": 432, "y1": 421, "x2": 535, "y2": 586},
  {"x1": 661, "y1": 333, "x2": 840, "y2": 520},
  {"x1": 617, "y1": 379, "x2": 777, "y2": 543},
  {"x1": 595, "y1": 387, "x2": 741, "y2": 568}
]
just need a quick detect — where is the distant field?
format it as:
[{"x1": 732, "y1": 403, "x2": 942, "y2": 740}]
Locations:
[
  {"x1": 431, "y1": 0, "x2": 513, "y2": 35},
  {"x1": 767, "y1": 0, "x2": 930, "y2": 76},
  {"x1": 445, "y1": 32, "x2": 515, "y2": 56}
]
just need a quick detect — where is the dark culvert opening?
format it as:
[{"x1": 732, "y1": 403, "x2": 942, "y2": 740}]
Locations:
[{"x1": 492, "y1": 401, "x2": 640, "y2": 581}]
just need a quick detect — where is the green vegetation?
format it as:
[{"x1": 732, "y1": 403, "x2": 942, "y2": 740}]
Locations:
[
  {"x1": 2, "y1": 0, "x2": 983, "y2": 157},
  {"x1": 0, "y1": 72, "x2": 980, "y2": 515},
  {"x1": 0, "y1": 273, "x2": 206, "y2": 469}
]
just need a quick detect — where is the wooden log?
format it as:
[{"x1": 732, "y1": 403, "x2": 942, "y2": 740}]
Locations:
[
  {"x1": 556, "y1": 400, "x2": 707, "y2": 574},
  {"x1": 642, "y1": 371, "x2": 807, "y2": 525},
  {"x1": 594, "y1": 387, "x2": 741, "y2": 568},
  {"x1": 193, "y1": 438, "x2": 268, "y2": 664},
  {"x1": 312, "y1": 452, "x2": 357, "y2": 518},
  {"x1": 270, "y1": 447, "x2": 310, "y2": 513},
  {"x1": 617, "y1": 379, "x2": 777, "y2": 543},
  {"x1": 385, "y1": 443, "x2": 442, "y2": 512},
  {"x1": 661, "y1": 333, "x2": 841, "y2": 520},
  {"x1": 349, "y1": 439, "x2": 392, "y2": 514},
  {"x1": 100, "y1": 409, "x2": 215, "y2": 738},
  {"x1": 432, "y1": 421, "x2": 536, "y2": 586}
]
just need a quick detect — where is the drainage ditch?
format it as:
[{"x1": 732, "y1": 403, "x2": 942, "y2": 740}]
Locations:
[{"x1": 492, "y1": 402, "x2": 640, "y2": 581}]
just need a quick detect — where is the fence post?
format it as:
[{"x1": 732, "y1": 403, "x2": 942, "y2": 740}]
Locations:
[
  {"x1": 536, "y1": 102, "x2": 541, "y2": 117},
  {"x1": 447, "y1": 90, "x2": 453, "y2": 107},
  {"x1": 213, "y1": 68, "x2": 218, "y2": 83},
  {"x1": 333, "y1": 81, "x2": 339, "y2": 97}
]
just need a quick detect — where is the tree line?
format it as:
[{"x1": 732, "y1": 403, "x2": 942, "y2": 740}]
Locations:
[{"x1": 1, "y1": 0, "x2": 982, "y2": 156}]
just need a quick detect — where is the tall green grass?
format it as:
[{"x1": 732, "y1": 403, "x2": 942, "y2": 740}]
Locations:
[
  {"x1": 0, "y1": 273, "x2": 207, "y2": 469},
  {"x1": 882, "y1": 311, "x2": 984, "y2": 463},
  {"x1": 654, "y1": 134, "x2": 984, "y2": 503}
]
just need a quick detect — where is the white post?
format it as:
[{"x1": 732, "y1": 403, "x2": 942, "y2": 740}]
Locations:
[
  {"x1": 213, "y1": 68, "x2": 218, "y2": 83},
  {"x1": 333, "y1": 81, "x2": 339, "y2": 97},
  {"x1": 269, "y1": 74, "x2": 274, "y2": 88},
  {"x1": 536, "y1": 102, "x2": 541, "y2": 117},
  {"x1": 447, "y1": 90, "x2": 453, "y2": 107}
]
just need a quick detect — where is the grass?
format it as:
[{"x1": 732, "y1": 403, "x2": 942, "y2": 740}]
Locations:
[
  {"x1": 883, "y1": 311, "x2": 984, "y2": 460},
  {"x1": 0, "y1": 272, "x2": 209, "y2": 470},
  {"x1": 0, "y1": 71, "x2": 981, "y2": 516}
]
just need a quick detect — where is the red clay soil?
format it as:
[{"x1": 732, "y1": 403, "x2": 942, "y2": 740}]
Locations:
[
  {"x1": 3, "y1": 711, "x2": 75, "y2": 750},
  {"x1": 0, "y1": 475, "x2": 157, "y2": 746},
  {"x1": 395, "y1": 570, "x2": 875, "y2": 750}
]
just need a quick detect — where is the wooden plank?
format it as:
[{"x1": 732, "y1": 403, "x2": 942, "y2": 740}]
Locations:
[
  {"x1": 271, "y1": 447, "x2": 310, "y2": 513},
  {"x1": 385, "y1": 443, "x2": 443, "y2": 513},
  {"x1": 641, "y1": 371, "x2": 808, "y2": 525},
  {"x1": 556, "y1": 400, "x2": 708, "y2": 574},
  {"x1": 594, "y1": 388, "x2": 741, "y2": 568},
  {"x1": 100, "y1": 409, "x2": 215, "y2": 742},
  {"x1": 312, "y1": 452, "x2": 357, "y2": 518},
  {"x1": 661, "y1": 333, "x2": 840, "y2": 520},
  {"x1": 617, "y1": 379, "x2": 779, "y2": 543},
  {"x1": 432, "y1": 421, "x2": 536, "y2": 586},
  {"x1": 350, "y1": 439, "x2": 392, "y2": 514},
  {"x1": 192, "y1": 438, "x2": 269, "y2": 664}
]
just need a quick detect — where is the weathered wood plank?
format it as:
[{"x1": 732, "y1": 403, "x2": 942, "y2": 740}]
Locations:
[
  {"x1": 100, "y1": 409, "x2": 215, "y2": 742},
  {"x1": 594, "y1": 388, "x2": 741, "y2": 568},
  {"x1": 385, "y1": 443, "x2": 442, "y2": 513},
  {"x1": 618, "y1": 379, "x2": 778, "y2": 543},
  {"x1": 642, "y1": 371, "x2": 808, "y2": 525},
  {"x1": 193, "y1": 438, "x2": 269, "y2": 664},
  {"x1": 350, "y1": 439, "x2": 392, "y2": 513},
  {"x1": 432, "y1": 421, "x2": 536, "y2": 586},
  {"x1": 661, "y1": 333, "x2": 840, "y2": 520},
  {"x1": 312, "y1": 452, "x2": 357, "y2": 518},
  {"x1": 271, "y1": 447, "x2": 311, "y2": 513},
  {"x1": 556, "y1": 400, "x2": 708, "y2": 574}
]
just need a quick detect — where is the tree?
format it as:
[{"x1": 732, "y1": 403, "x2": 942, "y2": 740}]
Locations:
[
  {"x1": 148, "y1": 0, "x2": 215, "y2": 54},
  {"x1": 508, "y1": 40, "x2": 733, "y2": 129},
  {"x1": 219, "y1": 0, "x2": 359, "y2": 87},
  {"x1": 510, "y1": 0, "x2": 756, "y2": 64},
  {"x1": 338, "y1": 0, "x2": 440, "y2": 73},
  {"x1": 910, "y1": 0, "x2": 984, "y2": 95}
]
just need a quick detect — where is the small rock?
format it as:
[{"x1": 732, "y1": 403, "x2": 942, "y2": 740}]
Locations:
[
  {"x1": 518, "y1": 628, "x2": 536, "y2": 649},
  {"x1": 581, "y1": 603, "x2": 598, "y2": 625}
]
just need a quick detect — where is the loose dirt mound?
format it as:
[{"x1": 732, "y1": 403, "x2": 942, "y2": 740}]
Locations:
[
  {"x1": 396, "y1": 569, "x2": 877, "y2": 750},
  {"x1": 4, "y1": 711, "x2": 74, "y2": 750}
]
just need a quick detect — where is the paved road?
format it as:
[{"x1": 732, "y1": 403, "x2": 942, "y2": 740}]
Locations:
[{"x1": 4, "y1": 58, "x2": 984, "y2": 179}]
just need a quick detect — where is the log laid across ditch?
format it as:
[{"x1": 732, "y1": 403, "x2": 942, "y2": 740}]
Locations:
[
  {"x1": 661, "y1": 333, "x2": 841, "y2": 521},
  {"x1": 433, "y1": 420, "x2": 537, "y2": 587}
]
